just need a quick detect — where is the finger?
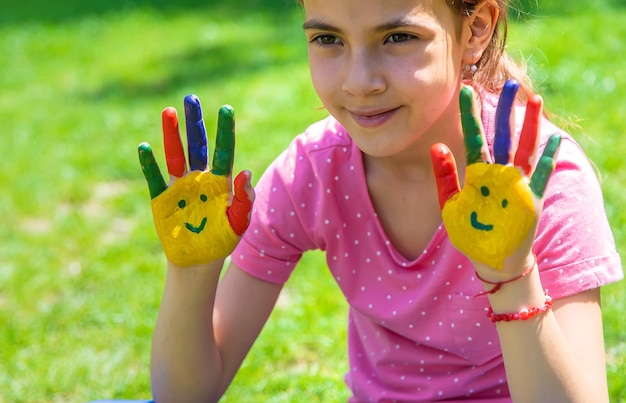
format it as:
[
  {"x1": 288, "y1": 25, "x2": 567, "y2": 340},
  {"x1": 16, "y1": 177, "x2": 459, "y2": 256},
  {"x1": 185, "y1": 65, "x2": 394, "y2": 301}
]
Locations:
[
  {"x1": 494, "y1": 79, "x2": 520, "y2": 165},
  {"x1": 513, "y1": 94, "x2": 542, "y2": 176},
  {"x1": 529, "y1": 134, "x2": 562, "y2": 198},
  {"x1": 211, "y1": 105, "x2": 235, "y2": 177},
  {"x1": 162, "y1": 107, "x2": 186, "y2": 178},
  {"x1": 184, "y1": 94, "x2": 208, "y2": 171},
  {"x1": 430, "y1": 143, "x2": 461, "y2": 209},
  {"x1": 460, "y1": 86, "x2": 490, "y2": 165},
  {"x1": 138, "y1": 142, "x2": 167, "y2": 199},
  {"x1": 227, "y1": 170, "x2": 254, "y2": 236}
]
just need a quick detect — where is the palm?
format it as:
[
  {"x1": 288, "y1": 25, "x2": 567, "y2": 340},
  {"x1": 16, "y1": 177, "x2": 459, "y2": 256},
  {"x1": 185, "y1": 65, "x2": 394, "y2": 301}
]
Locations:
[
  {"x1": 431, "y1": 80, "x2": 561, "y2": 272},
  {"x1": 138, "y1": 95, "x2": 252, "y2": 267}
]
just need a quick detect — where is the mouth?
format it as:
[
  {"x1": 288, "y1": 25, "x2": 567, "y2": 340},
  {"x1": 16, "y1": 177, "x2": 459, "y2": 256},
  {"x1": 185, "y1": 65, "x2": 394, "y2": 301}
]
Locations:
[
  {"x1": 185, "y1": 217, "x2": 208, "y2": 234},
  {"x1": 470, "y1": 211, "x2": 494, "y2": 231},
  {"x1": 348, "y1": 107, "x2": 401, "y2": 128}
]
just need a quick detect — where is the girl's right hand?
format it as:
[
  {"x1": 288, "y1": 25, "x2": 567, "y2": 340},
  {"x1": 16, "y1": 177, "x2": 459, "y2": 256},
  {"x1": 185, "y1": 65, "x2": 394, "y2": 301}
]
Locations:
[{"x1": 138, "y1": 95, "x2": 254, "y2": 268}]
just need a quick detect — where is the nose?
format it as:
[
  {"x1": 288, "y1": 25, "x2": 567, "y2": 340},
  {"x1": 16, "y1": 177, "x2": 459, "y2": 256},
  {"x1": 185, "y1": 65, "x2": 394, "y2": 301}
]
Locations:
[{"x1": 341, "y1": 48, "x2": 386, "y2": 97}]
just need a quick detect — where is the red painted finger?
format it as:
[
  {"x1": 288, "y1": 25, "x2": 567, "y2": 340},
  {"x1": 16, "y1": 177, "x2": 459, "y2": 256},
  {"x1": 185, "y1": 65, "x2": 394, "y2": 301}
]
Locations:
[
  {"x1": 162, "y1": 107, "x2": 186, "y2": 178},
  {"x1": 430, "y1": 143, "x2": 460, "y2": 209},
  {"x1": 514, "y1": 94, "x2": 542, "y2": 176},
  {"x1": 227, "y1": 171, "x2": 254, "y2": 236}
]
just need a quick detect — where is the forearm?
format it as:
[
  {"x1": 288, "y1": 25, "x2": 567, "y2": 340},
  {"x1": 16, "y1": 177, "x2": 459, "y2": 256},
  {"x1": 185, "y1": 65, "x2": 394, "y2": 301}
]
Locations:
[
  {"x1": 488, "y1": 269, "x2": 608, "y2": 402},
  {"x1": 150, "y1": 260, "x2": 225, "y2": 403}
]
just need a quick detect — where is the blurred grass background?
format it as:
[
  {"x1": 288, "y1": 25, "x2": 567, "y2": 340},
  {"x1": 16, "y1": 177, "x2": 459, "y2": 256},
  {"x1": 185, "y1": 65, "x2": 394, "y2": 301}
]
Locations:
[{"x1": 0, "y1": 0, "x2": 624, "y2": 401}]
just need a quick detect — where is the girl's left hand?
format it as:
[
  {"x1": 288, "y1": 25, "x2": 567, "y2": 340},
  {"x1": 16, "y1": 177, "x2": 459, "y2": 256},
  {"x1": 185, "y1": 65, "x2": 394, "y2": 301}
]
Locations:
[{"x1": 430, "y1": 80, "x2": 561, "y2": 280}]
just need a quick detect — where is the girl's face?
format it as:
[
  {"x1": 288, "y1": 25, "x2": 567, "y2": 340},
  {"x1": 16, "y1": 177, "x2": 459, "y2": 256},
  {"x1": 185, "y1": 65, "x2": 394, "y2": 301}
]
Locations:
[{"x1": 303, "y1": 0, "x2": 471, "y2": 159}]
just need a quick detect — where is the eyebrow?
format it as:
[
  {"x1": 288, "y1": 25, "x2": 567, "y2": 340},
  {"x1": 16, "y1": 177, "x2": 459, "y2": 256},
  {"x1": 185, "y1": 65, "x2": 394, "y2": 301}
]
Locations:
[
  {"x1": 302, "y1": 19, "x2": 342, "y2": 33},
  {"x1": 302, "y1": 17, "x2": 428, "y2": 33}
]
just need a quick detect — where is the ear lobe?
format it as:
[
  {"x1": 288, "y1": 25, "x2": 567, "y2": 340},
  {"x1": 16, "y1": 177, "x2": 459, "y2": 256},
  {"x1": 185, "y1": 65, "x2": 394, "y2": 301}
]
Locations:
[{"x1": 462, "y1": 0, "x2": 499, "y2": 65}]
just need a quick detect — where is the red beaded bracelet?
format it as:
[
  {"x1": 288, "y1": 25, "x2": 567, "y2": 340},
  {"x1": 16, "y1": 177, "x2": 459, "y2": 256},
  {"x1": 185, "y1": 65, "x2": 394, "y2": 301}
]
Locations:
[{"x1": 487, "y1": 293, "x2": 554, "y2": 323}]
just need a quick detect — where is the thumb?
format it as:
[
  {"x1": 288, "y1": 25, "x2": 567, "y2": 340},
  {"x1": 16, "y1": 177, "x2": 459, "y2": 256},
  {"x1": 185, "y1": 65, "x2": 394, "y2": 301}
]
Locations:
[
  {"x1": 430, "y1": 143, "x2": 460, "y2": 209},
  {"x1": 227, "y1": 170, "x2": 254, "y2": 236}
]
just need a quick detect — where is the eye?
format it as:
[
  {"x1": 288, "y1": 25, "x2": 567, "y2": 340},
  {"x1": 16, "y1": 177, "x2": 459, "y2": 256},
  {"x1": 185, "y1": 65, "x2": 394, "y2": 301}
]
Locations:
[
  {"x1": 480, "y1": 186, "x2": 490, "y2": 197},
  {"x1": 385, "y1": 33, "x2": 414, "y2": 44},
  {"x1": 312, "y1": 34, "x2": 341, "y2": 46},
  {"x1": 200, "y1": 194, "x2": 208, "y2": 202},
  {"x1": 502, "y1": 199, "x2": 508, "y2": 208},
  {"x1": 178, "y1": 199, "x2": 186, "y2": 209}
]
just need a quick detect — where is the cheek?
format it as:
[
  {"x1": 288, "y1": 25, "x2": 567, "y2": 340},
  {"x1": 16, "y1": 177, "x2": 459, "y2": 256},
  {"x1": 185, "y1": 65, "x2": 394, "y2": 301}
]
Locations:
[{"x1": 309, "y1": 57, "x2": 338, "y2": 98}]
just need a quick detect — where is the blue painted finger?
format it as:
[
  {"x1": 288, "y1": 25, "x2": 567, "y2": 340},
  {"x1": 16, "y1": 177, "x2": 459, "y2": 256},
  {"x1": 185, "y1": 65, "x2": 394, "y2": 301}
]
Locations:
[
  {"x1": 494, "y1": 79, "x2": 520, "y2": 165},
  {"x1": 184, "y1": 94, "x2": 208, "y2": 171}
]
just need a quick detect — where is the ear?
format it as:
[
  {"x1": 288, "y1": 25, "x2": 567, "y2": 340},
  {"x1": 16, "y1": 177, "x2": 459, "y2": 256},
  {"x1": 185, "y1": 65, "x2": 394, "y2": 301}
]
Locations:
[{"x1": 462, "y1": 0, "x2": 499, "y2": 65}]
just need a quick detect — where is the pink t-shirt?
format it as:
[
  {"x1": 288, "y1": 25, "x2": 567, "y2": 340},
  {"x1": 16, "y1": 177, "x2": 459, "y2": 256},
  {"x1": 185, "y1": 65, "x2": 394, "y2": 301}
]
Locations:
[{"x1": 232, "y1": 91, "x2": 623, "y2": 402}]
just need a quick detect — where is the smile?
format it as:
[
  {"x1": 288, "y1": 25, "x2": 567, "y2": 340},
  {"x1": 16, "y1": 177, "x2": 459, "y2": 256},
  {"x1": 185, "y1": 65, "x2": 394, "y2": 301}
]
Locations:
[
  {"x1": 470, "y1": 212, "x2": 493, "y2": 231},
  {"x1": 185, "y1": 217, "x2": 208, "y2": 234},
  {"x1": 349, "y1": 107, "x2": 400, "y2": 128}
]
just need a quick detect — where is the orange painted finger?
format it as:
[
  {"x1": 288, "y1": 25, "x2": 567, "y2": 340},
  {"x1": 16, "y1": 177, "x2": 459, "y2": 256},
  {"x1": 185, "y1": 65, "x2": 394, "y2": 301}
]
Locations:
[
  {"x1": 162, "y1": 107, "x2": 186, "y2": 178},
  {"x1": 430, "y1": 143, "x2": 460, "y2": 209},
  {"x1": 227, "y1": 170, "x2": 254, "y2": 236},
  {"x1": 514, "y1": 94, "x2": 542, "y2": 176}
]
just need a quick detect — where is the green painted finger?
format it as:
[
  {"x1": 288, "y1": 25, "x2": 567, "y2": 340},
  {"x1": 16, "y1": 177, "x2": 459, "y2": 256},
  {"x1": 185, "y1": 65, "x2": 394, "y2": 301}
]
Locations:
[
  {"x1": 529, "y1": 134, "x2": 562, "y2": 198},
  {"x1": 460, "y1": 87, "x2": 484, "y2": 164},
  {"x1": 138, "y1": 142, "x2": 168, "y2": 199},
  {"x1": 211, "y1": 105, "x2": 235, "y2": 177}
]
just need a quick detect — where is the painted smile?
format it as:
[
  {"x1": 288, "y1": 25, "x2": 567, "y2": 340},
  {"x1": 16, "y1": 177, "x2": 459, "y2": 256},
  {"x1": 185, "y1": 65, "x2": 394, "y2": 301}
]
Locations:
[
  {"x1": 185, "y1": 217, "x2": 208, "y2": 234},
  {"x1": 470, "y1": 211, "x2": 493, "y2": 231}
]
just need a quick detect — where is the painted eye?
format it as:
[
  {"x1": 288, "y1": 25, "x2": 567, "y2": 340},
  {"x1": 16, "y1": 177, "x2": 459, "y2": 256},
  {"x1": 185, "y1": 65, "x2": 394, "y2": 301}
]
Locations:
[
  {"x1": 178, "y1": 199, "x2": 186, "y2": 209},
  {"x1": 480, "y1": 186, "x2": 490, "y2": 197},
  {"x1": 200, "y1": 194, "x2": 208, "y2": 202},
  {"x1": 502, "y1": 199, "x2": 509, "y2": 208}
]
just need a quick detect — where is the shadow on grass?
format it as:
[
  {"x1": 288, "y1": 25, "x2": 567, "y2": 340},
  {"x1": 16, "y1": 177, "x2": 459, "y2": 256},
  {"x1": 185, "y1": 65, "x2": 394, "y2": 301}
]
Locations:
[
  {"x1": 12, "y1": 0, "x2": 308, "y2": 103},
  {"x1": 0, "y1": 0, "x2": 298, "y2": 25},
  {"x1": 83, "y1": 34, "x2": 305, "y2": 102}
]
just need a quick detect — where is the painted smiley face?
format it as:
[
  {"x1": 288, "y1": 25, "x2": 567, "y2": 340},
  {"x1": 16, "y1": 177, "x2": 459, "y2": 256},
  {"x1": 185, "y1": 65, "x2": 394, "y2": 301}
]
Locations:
[
  {"x1": 442, "y1": 163, "x2": 536, "y2": 270},
  {"x1": 151, "y1": 171, "x2": 239, "y2": 267}
]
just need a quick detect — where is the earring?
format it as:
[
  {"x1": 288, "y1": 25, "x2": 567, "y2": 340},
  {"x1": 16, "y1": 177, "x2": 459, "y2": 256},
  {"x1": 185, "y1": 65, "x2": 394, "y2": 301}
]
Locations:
[{"x1": 470, "y1": 64, "x2": 478, "y2": 73}]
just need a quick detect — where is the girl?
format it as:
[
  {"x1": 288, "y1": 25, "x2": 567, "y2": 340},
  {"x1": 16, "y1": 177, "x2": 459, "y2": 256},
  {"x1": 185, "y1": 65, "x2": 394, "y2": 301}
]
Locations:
[{"x1": 139, "y1": 0, "x2": 623, "y2": 401}]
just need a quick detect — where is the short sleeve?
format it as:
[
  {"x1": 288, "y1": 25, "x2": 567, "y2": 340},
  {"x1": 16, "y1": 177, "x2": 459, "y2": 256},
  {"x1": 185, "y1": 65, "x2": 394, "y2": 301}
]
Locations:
[
  {"x1": 533, "y1": 135, "x2": 623, "y2": 299},
  {"x1": 232, "y1": 149, "x2": 312, "y2": 284}
]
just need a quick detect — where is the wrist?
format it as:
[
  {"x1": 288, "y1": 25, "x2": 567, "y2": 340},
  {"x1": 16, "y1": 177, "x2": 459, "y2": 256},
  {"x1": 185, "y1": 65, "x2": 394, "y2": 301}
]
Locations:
[{"x1": 485, "y1": 263, "x2": 547, "y2": 314}]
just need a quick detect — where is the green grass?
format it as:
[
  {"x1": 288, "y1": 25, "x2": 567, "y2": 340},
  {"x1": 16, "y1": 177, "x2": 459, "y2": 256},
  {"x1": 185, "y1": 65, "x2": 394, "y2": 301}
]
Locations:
[{"x1": 0, "y1": 1, "x2": 624, "y2": 402}]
